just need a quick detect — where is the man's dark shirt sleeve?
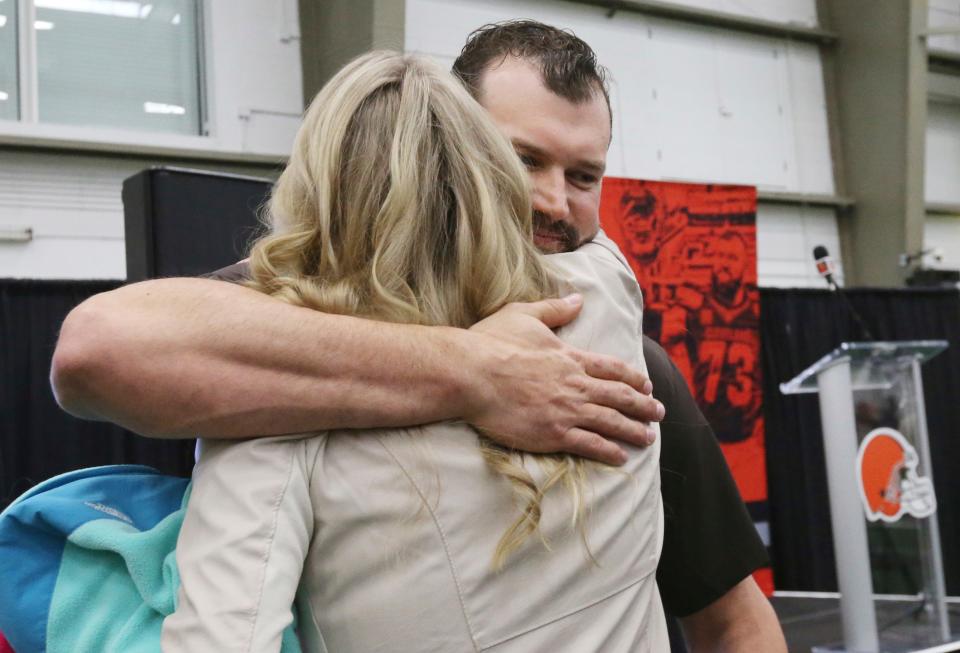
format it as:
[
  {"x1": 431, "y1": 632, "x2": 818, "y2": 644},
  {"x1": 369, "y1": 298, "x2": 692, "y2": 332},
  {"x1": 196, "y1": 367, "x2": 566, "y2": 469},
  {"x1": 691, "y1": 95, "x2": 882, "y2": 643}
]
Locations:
[
  {"x1": 647, "y1": 335, "x2": 769, "y2": 617},
  {"x1": 203, "y1": 261, "x2": 250, "y2": 283}
]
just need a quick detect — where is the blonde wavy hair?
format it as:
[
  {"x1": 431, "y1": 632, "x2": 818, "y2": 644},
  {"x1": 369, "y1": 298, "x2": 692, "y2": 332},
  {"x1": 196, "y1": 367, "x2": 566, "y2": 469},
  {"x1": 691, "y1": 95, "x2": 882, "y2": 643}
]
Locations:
[{"x1": 246, "y1": 51, "x2": 591, "y2": 568}]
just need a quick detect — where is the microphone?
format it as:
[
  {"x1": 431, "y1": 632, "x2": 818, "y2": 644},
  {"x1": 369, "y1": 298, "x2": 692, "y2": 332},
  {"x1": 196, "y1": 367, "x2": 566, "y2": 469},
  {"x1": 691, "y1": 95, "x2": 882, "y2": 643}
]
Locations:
[
  {"x1": 813, "y1": 245, "x2": 836, "y2": 288},
  {"x1": 812, "y1": 244, "x2": 876, "y2": 341}
]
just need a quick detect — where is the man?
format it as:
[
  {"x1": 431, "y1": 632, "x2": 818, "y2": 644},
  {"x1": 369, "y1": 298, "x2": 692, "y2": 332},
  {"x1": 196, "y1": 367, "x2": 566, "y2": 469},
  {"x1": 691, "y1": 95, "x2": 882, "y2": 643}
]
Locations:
[
  {"x1": 51, "y1": 20, "x2": 785, "y2": 652},
  {"x1": 450, "y1": 23, "x2": 782, "y2": 651}
]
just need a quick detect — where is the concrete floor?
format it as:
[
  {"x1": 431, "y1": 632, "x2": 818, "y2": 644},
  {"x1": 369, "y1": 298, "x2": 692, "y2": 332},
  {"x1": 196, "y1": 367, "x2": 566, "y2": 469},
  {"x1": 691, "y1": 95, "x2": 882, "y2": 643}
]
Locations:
[{"x1": 770, "y1": 594, "x2": 960, "y2": 653}]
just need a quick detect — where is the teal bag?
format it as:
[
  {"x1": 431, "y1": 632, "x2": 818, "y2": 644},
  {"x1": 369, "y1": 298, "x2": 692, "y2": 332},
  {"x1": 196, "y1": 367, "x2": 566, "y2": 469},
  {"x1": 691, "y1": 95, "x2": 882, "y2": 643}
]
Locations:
[{"x1": 0, "y1": 465, "x2": 301, "y2": 653}]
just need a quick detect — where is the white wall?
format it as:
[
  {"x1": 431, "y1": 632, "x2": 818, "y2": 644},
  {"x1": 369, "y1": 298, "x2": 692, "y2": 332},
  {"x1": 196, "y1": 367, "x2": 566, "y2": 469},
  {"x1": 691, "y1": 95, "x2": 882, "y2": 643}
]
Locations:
[
  {"x1": 924, "y1": 0, "x2": 960, "y2": 272},
  {"x1": 406, "y1": 0, "x2": 838, "y2": 288},
  {"x1": 926, "y1": 101, "x2": 960, "y2": 205},
  {"x1": 757, "y1": 205, "x2": 844, "y2": 287},
  {"x1": 204, "y1": 0, "x2": 303, "y2": 157},
  {"x1": 0, "y1": 0, "x2": 301, "y2": 280},
  {"x1": 0, "y1": 150, "x2": 276, "y2": 280},
  {"x1": 0, "y1": 152, "x2": 129, "y2": 279},
  {"x1": 663, "y1": 0, "x2": 817, "y2": 26},
  {"x1": 923, "y1": 100, "x2": 960, "y2": 271},
  {"x1": 928, "y1": 0, "x2": 960, "y2": 54},
  {"x1": 924, "y1": 217, "x2": 960, "y2": 271}
]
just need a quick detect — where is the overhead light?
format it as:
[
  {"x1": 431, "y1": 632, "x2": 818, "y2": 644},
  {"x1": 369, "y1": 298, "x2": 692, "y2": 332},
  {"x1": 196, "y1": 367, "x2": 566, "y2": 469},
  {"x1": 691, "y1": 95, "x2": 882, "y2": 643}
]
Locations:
[
  {"x1": 171, "y1": 12, "x2": 180, "y2": 25},
  {"x1": 34, "y1": 20, "x2": 55, "y2": 30},
  {"x1": 0, "y1": 91, "x2": 8, "y2": 101},
  {"x1": 34, "y1": 0, "x2": 142, "y2": 18},
  {"x1": 138, "y1": 3, "x2": 152, "y2": 18},
  {"x1": 0, "y1": 15, "x2": 6, "y2": 27},
  {"x1": 0, "y1": 227, "x2": 33, "y2": 243},
  {"x1": 144, "y1": 101, "x2": 185, "y2": 115}
]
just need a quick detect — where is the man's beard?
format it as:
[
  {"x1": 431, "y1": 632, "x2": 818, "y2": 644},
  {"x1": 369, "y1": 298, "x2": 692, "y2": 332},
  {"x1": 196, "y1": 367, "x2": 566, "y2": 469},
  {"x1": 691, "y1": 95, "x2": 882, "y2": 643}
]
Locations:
[{"x1": 532, "y1": 211, "x2": 580, "y2": 253}]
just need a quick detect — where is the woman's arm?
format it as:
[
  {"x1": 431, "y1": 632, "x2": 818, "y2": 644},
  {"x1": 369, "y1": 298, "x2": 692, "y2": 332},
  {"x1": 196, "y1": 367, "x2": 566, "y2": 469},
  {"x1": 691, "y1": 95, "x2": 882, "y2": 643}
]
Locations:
[
  {"x1": 162, "y1": 435, "x2": 314, "y2": 652},
  {"x1": 51, "y1": 277, "x2": 660, "y2": 465}
]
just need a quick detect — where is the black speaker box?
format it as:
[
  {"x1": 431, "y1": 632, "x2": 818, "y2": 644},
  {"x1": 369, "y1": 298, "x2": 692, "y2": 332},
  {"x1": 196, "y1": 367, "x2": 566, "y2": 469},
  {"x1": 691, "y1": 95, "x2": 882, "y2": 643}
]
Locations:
[{"x1": 122, "y1": 167, "x2": 273, "y2": 281}]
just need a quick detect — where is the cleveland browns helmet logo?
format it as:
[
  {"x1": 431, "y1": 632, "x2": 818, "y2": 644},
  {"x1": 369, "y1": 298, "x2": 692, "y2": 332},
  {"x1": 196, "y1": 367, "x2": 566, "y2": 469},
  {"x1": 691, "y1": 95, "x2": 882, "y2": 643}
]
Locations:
[{"x1": 856, "y1": 427, "x2": 937, "y2": 522}]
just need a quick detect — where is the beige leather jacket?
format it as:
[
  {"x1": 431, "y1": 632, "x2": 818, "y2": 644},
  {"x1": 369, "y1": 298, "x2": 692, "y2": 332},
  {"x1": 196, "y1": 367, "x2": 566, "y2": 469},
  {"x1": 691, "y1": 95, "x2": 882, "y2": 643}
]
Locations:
[{"x1": 162, "y1": 233, "x2": 667, "y2": 652}]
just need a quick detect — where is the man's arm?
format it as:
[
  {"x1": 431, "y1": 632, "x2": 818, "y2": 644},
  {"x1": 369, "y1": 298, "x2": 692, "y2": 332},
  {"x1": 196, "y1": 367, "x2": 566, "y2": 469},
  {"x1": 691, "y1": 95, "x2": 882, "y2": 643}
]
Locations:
[
  {"x1": 51, "y1": 277, "x2": 662, "y2": 464},
  {"x1": 644, "y1": 335, "x2": 784, "y2": 650},
  {"x1": 680, "y1": 576, "x2": 786, "y2": 653}
]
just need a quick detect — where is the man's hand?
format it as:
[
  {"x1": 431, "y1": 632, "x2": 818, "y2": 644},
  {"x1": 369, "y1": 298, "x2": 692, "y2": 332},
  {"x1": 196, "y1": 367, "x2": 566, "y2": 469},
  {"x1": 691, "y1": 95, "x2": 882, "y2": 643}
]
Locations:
[{"x1": 465, "y1": 293, "x2": 663, "y2": 466}]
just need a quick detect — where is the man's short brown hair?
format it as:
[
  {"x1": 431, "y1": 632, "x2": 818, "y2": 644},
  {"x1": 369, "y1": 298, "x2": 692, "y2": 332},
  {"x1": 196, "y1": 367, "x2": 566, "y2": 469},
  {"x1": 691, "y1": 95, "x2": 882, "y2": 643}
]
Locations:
[{"x1": 451, "y1": 19, "x2": 611, "y2": 122}]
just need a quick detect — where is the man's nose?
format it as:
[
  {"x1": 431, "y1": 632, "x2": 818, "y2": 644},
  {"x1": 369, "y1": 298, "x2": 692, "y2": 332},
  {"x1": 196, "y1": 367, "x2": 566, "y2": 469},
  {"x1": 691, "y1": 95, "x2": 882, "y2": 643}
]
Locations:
[{"x1": 533, "y1": 169, "x2": 570, "y2": 221}]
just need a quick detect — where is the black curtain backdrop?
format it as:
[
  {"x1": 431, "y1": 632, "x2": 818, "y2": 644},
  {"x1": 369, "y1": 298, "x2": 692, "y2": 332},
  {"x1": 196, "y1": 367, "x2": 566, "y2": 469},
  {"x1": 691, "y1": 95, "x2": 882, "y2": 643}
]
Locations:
[
  {"x1": 0, "y1": 279, "x2": 194, "y2": 510},
  {"x1": 3, "y1": 279, "x2": 959, "y2": 596},
  {"x1": 760, "y1": 286, "x2": 960, "y2": 595}
]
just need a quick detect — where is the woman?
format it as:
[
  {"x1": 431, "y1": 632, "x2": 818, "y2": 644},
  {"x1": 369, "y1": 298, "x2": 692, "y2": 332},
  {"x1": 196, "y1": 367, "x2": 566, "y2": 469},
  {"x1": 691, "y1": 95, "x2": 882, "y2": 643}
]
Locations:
[{"x1": 162, "y1": 51, "x2": 666, "y2": 652}]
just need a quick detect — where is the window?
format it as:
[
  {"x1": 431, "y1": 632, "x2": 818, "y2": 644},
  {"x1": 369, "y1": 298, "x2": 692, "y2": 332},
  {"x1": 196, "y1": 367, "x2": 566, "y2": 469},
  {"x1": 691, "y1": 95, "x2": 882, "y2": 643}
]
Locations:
[
  {"x1": 0, "y1": 0, "x2": 17, "y2": 121},
  {"x1": 4, "y1": 0, "x2": 202, "y2": 135}
]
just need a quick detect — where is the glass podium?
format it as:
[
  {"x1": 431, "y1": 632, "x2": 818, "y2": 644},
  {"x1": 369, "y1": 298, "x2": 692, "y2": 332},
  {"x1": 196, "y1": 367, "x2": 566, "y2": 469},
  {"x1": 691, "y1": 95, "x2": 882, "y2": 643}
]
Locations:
[{"x1": 781, "y1": 341, "x2": 956, "y2": 653}]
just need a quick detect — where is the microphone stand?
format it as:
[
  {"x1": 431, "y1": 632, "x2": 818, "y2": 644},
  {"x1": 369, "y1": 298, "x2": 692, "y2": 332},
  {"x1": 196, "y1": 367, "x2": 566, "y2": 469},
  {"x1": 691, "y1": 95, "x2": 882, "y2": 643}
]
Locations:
[{"x1": 825, "y1": 276, "x2": 877, "y2": 342}]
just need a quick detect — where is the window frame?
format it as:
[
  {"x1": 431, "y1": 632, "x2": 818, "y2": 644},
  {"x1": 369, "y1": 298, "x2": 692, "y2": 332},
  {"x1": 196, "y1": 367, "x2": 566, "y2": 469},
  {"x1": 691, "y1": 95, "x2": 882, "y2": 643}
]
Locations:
[{"x1": 0, "y1": 0, "x2": 255, "y2": 162}]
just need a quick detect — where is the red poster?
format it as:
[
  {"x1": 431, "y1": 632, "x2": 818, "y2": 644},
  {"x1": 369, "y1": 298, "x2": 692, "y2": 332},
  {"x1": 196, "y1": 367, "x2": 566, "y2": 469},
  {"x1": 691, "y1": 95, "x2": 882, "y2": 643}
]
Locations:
[{"x1": 600, "y1": 178, "x2": 772, "y2": 593}]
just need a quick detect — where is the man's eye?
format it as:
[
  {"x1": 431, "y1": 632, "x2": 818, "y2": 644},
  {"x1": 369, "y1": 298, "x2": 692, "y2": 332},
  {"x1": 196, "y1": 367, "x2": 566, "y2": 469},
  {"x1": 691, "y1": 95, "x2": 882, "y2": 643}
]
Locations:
[
  {"x1": 519, "y1": 154, "x2": 539, "y2": 169},
  {"x1": 571, "y1": 172, "x2": 599, "y2": 186}
]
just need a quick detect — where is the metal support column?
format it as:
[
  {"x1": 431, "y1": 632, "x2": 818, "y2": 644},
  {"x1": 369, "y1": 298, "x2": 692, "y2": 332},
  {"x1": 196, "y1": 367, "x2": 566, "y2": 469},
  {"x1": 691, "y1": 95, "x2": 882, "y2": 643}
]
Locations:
[
  {"x1": 816, "y1": 359, "x2": 879, "y2": 653},
  {"x1": 910, "y1": 358, "x2": 951, "y2": 642}
]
